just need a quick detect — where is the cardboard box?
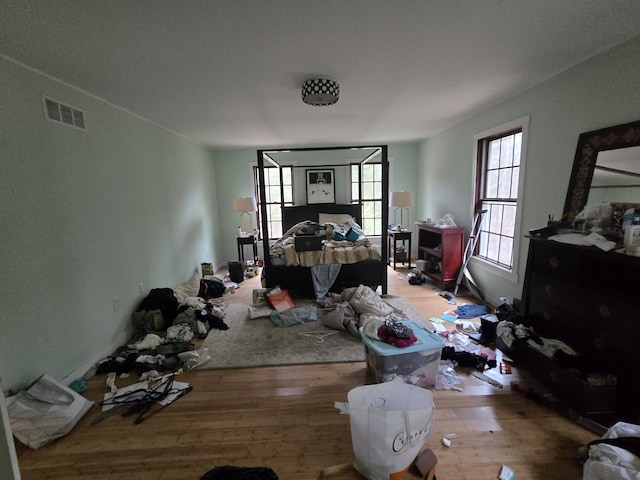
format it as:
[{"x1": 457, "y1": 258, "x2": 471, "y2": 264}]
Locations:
[
  {"x1": 201, "y1": 262, "x2": 213, "y2": 276},
  {"x1": 361, "y1": 321, "x2": 444, "y2": 386},
  {"x1": 294, "y1": 234, "x2": 323, "y2": 251}
]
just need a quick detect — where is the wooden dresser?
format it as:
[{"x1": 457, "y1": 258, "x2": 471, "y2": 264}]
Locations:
[{"x1": 517, "y1": 237, "x2": 640, "y2": 421}]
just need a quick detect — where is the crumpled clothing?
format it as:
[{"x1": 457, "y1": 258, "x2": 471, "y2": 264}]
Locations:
[
  {"x1": 311, "y1": 263, "x2": 341, "y2": 299},
  {"x1": 527, "y1": 337, "x2": 576, "y2": 358},
  {"x1": 441, "y1": 346, "x2": 497, "y2": 369},
  {"x1": 182, "y1": 296, "x2": 206, "y2": 309},
  {"x1": 136, "y1": 288, "x2": 179, "y2": 325},
  {"x1": 328, "y1": 286, "x2": 359, "y2": 303},
  {"x1": 128, "y1": 333, "x2": 164, "y2": 351},
  {"x1": 270, "y1": 305, "x2": 318, "y2": 327},
  {"x1": 166, "y1": 323, "x2": 194, "y2": 342},
  {"x1": 453, "y1": 304, "x2": 491, "y2": 319},
  {"x1": 320, "y1": 286, "x2": 412, "y2": 340},
  {"x1": 174, "y1": 304, "x2": 228, "y2": 335},
  {"x1": 139, "y1": 370, "x2": 162, "y2": 381},
  {"x1": 360, "y1": 314, "x2": 385, "y2": 340},
  {"x1": 583, "y1": 421, "x2": 640, "y2": 479},
  {"x1": 322, "y1": 302, "x2": 359, "y2": 336},
  {"x1": 135, "y1": 354, "x2": 165, "y2": 365},
  {"x1": 377, "y1": 323, "x2": 417, "y2": 347},
  {"x1": 132, "y1": 309, "x2": 166, "y2": 334},
  {"x1": 350, "y1": 284, "x2": 398, "y2": 316},
  {"x1": 496, "y1": 320, "x2": 532, "y2": 348}
]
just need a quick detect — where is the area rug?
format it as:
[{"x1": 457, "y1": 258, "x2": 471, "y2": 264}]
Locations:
[{"x1": 197, "y1": 295, "x2": 433, "y2": 370}]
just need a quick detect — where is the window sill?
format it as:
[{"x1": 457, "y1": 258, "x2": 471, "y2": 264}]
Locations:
[{"x1": 469, "y1": 256, "x2": 518, "y2": 283}]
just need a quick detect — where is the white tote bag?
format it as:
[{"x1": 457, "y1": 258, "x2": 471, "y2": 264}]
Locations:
[
  {"x1": 7, "y1": 373, "x2": 94, "y2": 449},
  {"x1": 335, "y1": 380, "x2": 435, "y2": 480},
  {"x1": 583, "y1": 421, "x2": 640, "y2": 480}
]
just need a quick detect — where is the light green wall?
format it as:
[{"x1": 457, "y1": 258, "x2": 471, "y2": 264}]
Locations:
[
  {"x1": 418, "y1": 36, "x2": 640, "y2": 305},
  {"x1": 211, "y1": 143, "x2": 420, "y2": 263},
  {"x1": 0, "y1": 57, "x2": 220, "y2": 394},
  {"x1": 211, "y1": 148, "x2": 257, "y2": 263},
  {"x1": 4, "y1": 35, "x2": 638, "y2": 396}
]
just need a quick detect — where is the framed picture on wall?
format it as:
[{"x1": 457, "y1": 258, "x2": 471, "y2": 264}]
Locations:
[{"x1": 306, "y1": 169, "x2": 335, "y2": 204}]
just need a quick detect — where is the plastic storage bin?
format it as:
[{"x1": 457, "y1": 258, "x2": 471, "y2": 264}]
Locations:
[{"x1": 361, "y1": 320, "x2": 444, "y2": 387}]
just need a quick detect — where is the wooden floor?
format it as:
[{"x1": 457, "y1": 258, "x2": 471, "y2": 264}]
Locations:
[{"x1": 15, "y1": 266, "x2": 599, "y2": 480}]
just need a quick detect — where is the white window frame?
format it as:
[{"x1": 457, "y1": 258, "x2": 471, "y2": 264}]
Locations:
[
  {"x1": 469, "y1": 116, "x2": 529, "y2": 283},
  {"x1": 348, "y1": 157, "x2": 395, "y2": 238},
  {"x1": 252, "y1": 163, "x2": 295, "y2": 240},
  {"x1": 350, "y1": 161, "x2": 384, "y2": 236}
]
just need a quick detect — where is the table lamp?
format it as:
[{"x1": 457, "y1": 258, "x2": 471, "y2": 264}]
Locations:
[
  {"x1": 233, "y1": 196, "x2": 257, "y2": 234},
  {"x1": 391, "y1": 191, "x2": 413, "y2": 229}
]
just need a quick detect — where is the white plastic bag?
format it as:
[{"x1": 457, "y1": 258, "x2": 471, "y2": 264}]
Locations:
[
  {"x1": 6, "y1": 373, "x2": 94, "y2": 449},
  {"x1": 335, "y1": 380, "x2": 435, "y2": 480},
  {"x1": 166, "y1": 323, "x2": 194, "y2": 342},
  {"x1": 583, "y1": 421, "x2": 640, "y2": 480}
]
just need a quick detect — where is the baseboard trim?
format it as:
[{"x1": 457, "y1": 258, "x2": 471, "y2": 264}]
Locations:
[{"x1": 59, "y1": 330, "x2": 130, "y2": 386}]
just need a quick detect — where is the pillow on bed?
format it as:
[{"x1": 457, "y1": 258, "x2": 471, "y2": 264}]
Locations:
[{"x1": 319, "y1": 213, "x2": 354, "y2": 225}]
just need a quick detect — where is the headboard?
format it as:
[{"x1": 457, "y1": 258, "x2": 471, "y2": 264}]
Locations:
[{"x1": 282, "y1": 203, "x2": 362, "y2": 230}]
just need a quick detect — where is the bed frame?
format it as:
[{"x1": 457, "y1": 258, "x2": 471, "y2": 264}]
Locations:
[
  {"x1": 256, "y1": 145, "x2": 389, "y2": 295},
  {"x1": 282, "y1": 203, "x2": 362, "y2": 231}
]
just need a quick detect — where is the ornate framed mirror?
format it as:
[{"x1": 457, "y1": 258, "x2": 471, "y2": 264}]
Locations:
[{"x1": 563, "y1": 119, "x2": 640, "y2": 221}]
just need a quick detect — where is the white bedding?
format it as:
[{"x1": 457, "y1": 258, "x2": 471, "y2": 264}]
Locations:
[
  {"x1": 283, "y1": 239, "x2": 379, "y2": 266},
  {"x1": 270, "y1": 219, "x2": 380, "y2": 267}
]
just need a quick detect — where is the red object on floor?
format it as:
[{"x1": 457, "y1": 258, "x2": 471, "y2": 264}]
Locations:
[
  {"x1": 510, "y1": 381, "x2": 534, "y2": 393},
  {"x1": 267, "y1": 289, "x2": 295, "y2": 312},
  {"x1": 499, "y1": 362, "x2": 512, "y2": 374}
]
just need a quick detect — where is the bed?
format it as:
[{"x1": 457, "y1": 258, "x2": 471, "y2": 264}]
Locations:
[{"x1": 256, "y1": 146, "x2": 389, "y2": 295}]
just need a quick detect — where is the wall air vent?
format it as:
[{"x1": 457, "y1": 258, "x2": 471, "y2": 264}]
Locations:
[{"x1": 42, "y1": 95, "x2": 86, "y2": 131}]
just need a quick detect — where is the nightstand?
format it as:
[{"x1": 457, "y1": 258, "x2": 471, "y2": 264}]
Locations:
[
  {"x1": 236, "y1": 234, "x2": 258, "y2": 263},
  {"x1": 387, "y1": 229, "x2": 411, "y2": 270}
]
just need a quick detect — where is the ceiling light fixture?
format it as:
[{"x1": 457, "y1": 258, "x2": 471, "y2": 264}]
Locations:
[{"x1": 301, "y1": 77, "x2": 339, "y2": 106}]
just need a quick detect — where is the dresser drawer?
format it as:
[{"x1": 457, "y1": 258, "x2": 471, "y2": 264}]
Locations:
[
  {"x1": 528, "y1": 272, "x2": 639, "y2": 339},
  {"x1": 527, "y1": 296, "x2": 638, "y2": 371},
  {"x1": 527, "y1": 295, "x2": 593, "y2": 347},
  {"x1": 521, "y1": 238, "x2": 640, "y2": 419},
  {"x1": 499, "y1": 338, "x2": 618, "y2": 416},
  {"x1": 528, "y1": 239, "x2": 581, "y2": 281}
]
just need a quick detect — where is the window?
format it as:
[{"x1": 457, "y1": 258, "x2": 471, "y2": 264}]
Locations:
[
  {"x1": 351, "y1": 162, "x2": 382, "y2": 235},
  {"x1": 253, "y1": 165, "x2": 293, "y2": 239},
  {"x1": 473, "y1": 117, "x2": 529, "y2": 280}
]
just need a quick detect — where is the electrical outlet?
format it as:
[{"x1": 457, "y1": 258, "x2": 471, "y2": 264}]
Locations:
[
  {"x1": 138, "y1": 282, "x2": 145, "y2": 295},
  {"x1": 112, "y1": 297, "x2": 120, "y2": 311}
]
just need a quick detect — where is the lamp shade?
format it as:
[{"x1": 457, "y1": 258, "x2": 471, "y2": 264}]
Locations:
[
  {"x1": 390, "y1": 191, "x2": 413, "y2": 207},
  {"x1": 301, "y1": 78, "x2": 339, "y2": 106},
  {"x1": 233, "y1": 197, "x2": 257, "y2": 213}
]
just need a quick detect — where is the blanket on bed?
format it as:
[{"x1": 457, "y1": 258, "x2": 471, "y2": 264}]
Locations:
[{"x1": 270, "y1": 220, "x2": 379, "y2": 266}]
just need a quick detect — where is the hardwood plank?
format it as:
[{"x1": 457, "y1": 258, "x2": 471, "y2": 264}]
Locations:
[{"x1": 14, "y1": 266, "x2": 599, "y2": 480}]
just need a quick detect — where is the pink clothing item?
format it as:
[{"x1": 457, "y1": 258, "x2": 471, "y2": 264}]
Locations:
[{"x1": 377, "y1": 324, "x2": 418, "y2": 347}]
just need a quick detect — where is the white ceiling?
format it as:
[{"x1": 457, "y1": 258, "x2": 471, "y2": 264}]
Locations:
[{"x1": 2, "y1": 1, "x2": 640, "y2": 150}]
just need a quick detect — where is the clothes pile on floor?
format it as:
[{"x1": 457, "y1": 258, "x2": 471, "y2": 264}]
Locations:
[
  {"x1": 316, "y1": 284, "x2": 411, "y2": 339},
  {"x1": 95, "y1": 272, "x2": 231, "y2": 378}
]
